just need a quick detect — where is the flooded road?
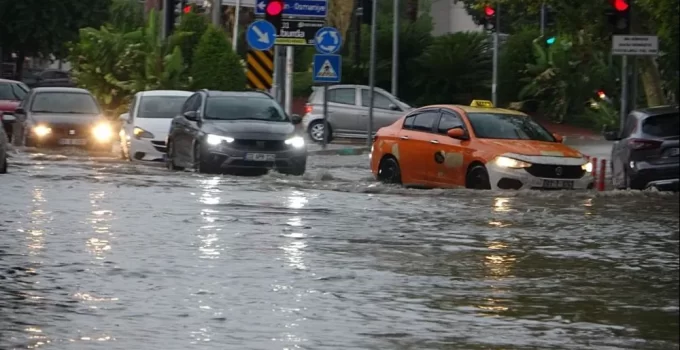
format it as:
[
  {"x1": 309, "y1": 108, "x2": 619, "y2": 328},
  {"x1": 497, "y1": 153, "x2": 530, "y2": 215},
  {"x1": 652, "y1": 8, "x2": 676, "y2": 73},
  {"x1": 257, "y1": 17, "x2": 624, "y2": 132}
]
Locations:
[{"x1": 1, "y1": 150, "x2": 678, "y2": 350}]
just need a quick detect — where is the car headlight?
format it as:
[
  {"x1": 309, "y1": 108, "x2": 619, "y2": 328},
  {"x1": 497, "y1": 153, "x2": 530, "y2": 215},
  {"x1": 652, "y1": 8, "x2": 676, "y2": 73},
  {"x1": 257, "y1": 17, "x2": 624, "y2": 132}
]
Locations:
[
  {"x1": 284, "y1": 136, "x2": 305, "y2": 148},
  {"x1": 133, "y1": 127, "x2": 154, "y2": 140},
  {"x1": 494, "y1": 156, "x2": 531, "y2": 168},
  {"x1": 582, "y1": 161, "x2": 593, "y2": 173},
  {"x1": 32, "y1": 125, "x2": 52, "y2": 137},
  {"x1": 92, "y1": 123, "x2": 113, "y2": 142},
  {"x1": 206, "y1": 134, "x2": 234, "y2": 145}
]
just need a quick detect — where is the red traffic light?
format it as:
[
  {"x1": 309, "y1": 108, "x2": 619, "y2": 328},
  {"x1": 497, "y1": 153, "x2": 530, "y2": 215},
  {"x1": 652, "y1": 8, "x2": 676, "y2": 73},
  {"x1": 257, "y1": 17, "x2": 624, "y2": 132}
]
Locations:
[
  {"x1": 484, "y1": 6, "x2": 495, "y2": 17},
  {"x1": 597, "y1": 90, "x2": 606, "y2": 99},
  {"x1": 612, "y1": 0, "x2": 629, "y2": 11},
  {"x1": 183, "y1": 5, "x2": 191, "y2": 13},
  {"x1": 266, "y1": 0, "x2": 284, "y2": 16}
]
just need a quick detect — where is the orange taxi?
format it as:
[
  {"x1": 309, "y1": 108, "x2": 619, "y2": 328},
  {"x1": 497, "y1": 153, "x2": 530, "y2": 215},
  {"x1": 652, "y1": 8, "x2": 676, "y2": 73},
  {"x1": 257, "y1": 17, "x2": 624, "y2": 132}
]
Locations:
[{"x1": 369, "y1": 100, "x2": 594, "y2": 190}]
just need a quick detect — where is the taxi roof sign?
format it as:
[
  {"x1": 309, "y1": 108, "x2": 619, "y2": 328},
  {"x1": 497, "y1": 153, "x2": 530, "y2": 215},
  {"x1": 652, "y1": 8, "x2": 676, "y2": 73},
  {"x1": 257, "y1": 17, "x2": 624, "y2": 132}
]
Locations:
[{"x1": 470, "y1": 100, "x2": 494, "y2": 108}]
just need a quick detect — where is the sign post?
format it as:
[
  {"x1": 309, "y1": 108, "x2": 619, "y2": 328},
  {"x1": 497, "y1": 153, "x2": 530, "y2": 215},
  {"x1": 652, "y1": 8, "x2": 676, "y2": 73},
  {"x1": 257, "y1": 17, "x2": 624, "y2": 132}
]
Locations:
[{"x1": 312, "y1": 54, "x2": 342, "y2": 149}]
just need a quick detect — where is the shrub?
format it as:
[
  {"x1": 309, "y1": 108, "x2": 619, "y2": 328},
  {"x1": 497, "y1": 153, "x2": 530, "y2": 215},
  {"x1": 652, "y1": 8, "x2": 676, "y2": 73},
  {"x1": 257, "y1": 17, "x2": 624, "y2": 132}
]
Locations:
[
  {"x1": 498, "y1": 27, "x2": 540, "y2": 107},
  {"x1": 191, "y1": 25, "x2": 246, "y2": 91},
  {"x1": 173, "y1": 10, "x2": 208, "y2": 68}
]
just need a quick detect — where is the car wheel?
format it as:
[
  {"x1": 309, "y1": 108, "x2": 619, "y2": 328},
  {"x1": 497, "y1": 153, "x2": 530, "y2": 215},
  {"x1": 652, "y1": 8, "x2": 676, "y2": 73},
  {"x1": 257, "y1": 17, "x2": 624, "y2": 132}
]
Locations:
[
  {"x1": 279, "y1": 159, "x2": 306, "y2": 176},
  {"x1": 308, "y1": 120, "x2": 332, "y2": 143},
  {"x1": 377, "y1": 156, "x2": 402, "y2": 184},
  {"x1": 193, "y1": 143, "x2": 215, "y2": 174},
  {"x1": 0, "y1": 156, "x2": 7, "y2": 174},
  {"x1": 166, "y1": 141, "x2": 184, "y2": 171},
  {"x1": 466, "y1": 164, "x2": 491, "y2": 190}
]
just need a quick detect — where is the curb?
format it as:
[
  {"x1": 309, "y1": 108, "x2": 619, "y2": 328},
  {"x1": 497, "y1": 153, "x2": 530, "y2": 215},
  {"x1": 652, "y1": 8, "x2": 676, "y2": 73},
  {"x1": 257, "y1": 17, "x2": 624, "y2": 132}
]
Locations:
[{"x1": 308, "y1": 146, "x2": 369, "y2": 156}]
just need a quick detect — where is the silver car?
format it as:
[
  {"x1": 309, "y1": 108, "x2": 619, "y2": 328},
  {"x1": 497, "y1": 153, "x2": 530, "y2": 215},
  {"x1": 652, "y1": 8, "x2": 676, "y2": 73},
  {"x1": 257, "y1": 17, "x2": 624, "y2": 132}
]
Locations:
[{"x1": 302, "y1": 84, "x2": 412, "y2": 143}]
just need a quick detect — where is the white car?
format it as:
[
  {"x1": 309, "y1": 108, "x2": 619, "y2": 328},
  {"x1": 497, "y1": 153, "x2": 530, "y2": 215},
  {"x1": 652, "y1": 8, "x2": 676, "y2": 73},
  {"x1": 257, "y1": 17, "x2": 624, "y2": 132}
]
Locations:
[{"x1": 119, "y1": 90, "x2": 192, "y2": 161}]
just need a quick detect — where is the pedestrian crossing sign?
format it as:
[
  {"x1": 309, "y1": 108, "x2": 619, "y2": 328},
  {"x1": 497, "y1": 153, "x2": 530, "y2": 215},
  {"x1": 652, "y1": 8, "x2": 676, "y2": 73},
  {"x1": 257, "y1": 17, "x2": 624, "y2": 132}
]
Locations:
[{"x1": 312, "y1": 54, "x2": 341, "y2": 83}]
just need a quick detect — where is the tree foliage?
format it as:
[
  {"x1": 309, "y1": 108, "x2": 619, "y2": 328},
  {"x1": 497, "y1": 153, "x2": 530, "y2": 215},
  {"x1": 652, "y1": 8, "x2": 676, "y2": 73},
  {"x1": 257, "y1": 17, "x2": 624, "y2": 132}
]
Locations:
[
  {"x1": 190, "y1": 25, "x2": 246, "y2": 91},
  {"x1": 173, "y1": 9, "x2": 209, "y2": 68}
]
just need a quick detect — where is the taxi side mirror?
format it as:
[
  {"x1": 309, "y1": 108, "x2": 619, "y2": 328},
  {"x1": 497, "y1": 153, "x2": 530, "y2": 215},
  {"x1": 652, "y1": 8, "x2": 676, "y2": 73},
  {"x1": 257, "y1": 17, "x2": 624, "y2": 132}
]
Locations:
[
  {"x1": 552, "y1": 133, "x2": 564, "y2": 143},
  {"x1": 447, "y1": 127, "x2": 468, "y2": 140}
]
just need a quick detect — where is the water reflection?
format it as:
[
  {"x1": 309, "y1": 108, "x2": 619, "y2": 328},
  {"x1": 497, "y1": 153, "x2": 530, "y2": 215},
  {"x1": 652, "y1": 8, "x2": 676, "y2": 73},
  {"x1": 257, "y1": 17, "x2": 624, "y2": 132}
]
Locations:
[
  {"x1": 27, "y1": 187, "x2": 47, "y2": 255},
  {"x1": 87, "y1": 192, "x2": 112, "y2": 260},
  {"x1": 493, "y1": 197, "x2": 511, "y2": 212},
  {"x1": 198, "y1": 177, "x2": 223, "y2": 259}
]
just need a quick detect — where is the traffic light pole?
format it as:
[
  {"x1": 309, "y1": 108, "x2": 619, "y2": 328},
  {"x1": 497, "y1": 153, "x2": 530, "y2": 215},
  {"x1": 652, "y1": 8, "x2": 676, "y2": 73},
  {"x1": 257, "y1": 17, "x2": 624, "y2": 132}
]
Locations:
[
  {"x1": 284, "y1": 46, "x2": 294, "y2": 115},
  {"x1": 232, "y1": 0, "x2": 241, "y2": 52},
  {"x1": 367, "y1": 0, "x2": 378, "y2": 147},
  {"x1": 391, "y1": 0, "x2": 399, "y2": 96},
  {"x1": 619, "y1": 55, "x2": 628, "y2": 132},
  {"x1": 491, "y1": 3, "x2": 500, "y2": 106}
]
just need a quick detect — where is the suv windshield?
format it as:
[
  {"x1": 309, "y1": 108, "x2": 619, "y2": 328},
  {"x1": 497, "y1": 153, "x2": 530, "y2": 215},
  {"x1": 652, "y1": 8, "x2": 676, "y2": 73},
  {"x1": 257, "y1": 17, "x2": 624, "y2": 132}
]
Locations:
[
  {"x1": 642, "y1": 113, "x2": 679, "y2": 137},
  {"x1": 138, "y1": 95, "x2": 188, "y2": 118},
  {"x1": 31, "y1": 92, "x2": 100, "y2": 114},
  {"x1": 205, "y1": 96, "x2": 287, "y2": 122},
  {"x1": 467, "y1": 113, "x2": 555, "y2": 142}
]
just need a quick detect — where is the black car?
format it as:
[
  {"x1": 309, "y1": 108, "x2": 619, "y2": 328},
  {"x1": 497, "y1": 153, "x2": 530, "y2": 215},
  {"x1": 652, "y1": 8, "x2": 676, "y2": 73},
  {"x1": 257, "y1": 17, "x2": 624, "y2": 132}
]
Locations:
[
  {"x1": 166, "y1": 90, "x2": 307, "y2": 175},
  {"x1": 13, "y1": 87, "x2": 114, "y2": 150},
  {"x1": 604, "y1": 105, "x2": 679, "y2": 191},
  {"x1": 0, "y1": 126, "x2": 8, "y2": 173}
]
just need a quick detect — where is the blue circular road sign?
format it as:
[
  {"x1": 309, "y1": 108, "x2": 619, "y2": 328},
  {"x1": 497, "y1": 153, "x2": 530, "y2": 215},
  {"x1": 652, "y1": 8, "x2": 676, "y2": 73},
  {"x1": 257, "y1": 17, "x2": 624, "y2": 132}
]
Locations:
[
  {"x1": 314, "y1": 27, "x2": 342, "y2": 54},
  {"x1": 247, "y1": 20, "x2": 276, "y2": 51}
]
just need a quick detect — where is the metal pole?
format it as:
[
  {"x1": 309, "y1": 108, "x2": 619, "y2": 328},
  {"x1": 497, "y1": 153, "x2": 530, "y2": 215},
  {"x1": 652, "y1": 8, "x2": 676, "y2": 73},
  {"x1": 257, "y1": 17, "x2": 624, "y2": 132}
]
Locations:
[
  {"x1": 391, "y1": 0, "x2": 399, "y2": 96},
  {"x1": 322, "y1": 85, "x2": 329, "y2": 149},
  {"x1": 272, "y1": 46, "x2": 280, "y2": 100},
  {"x1": 540, "y1": 2, "x2": 545, "y2": 36},
  {"x1": 161, "y1": 0, "x2": 169, "y2": 38},
  {"x1": 354, "y1": 1, "x2": 361, "y2": 64},
  {"x1": 367, "y1": 0, "x2": 378, "y2": 147},
  {"x1": 631, "y1": 57, "x2": 638, "y2": 110},
  {"x1": 211, "y1": 0, "x2": 220, "y2": 26},
  {"x1": 232, "y1": 0, "x2": 241, "y2": 52},
  {"x1": 284, "y1": 46, "x2": 294, "y2": 115},
  {"x1": 619, "y1": 55, "x2": 628, "y2": 132},
  {"x1": 491, "y1": 2, "x2": 499, "y2": 106}
]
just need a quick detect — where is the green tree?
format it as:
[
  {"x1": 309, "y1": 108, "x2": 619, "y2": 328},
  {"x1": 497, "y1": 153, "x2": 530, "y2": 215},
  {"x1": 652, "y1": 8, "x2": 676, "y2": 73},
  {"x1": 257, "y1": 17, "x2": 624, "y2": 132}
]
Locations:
[
  {"x1": 190, "y1": 25, "x2": 246, "y2": 91},
  {"x1": 0, "y1": 0, "x2": 111, "y2": 78},
  {"x1": 173, "y1": 9, "x2": 208, "y2": 68}
]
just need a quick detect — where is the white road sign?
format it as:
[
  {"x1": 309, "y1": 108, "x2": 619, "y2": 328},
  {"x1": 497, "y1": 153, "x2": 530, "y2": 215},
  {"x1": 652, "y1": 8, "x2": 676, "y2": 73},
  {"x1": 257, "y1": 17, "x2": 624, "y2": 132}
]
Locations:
[{"x1": 612, "y1": 35, "x2": 659, "y2": 56}]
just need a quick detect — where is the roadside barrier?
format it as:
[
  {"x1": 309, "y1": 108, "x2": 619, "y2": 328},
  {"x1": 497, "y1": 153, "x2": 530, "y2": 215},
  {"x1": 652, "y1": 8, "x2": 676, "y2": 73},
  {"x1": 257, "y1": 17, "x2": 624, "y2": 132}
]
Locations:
[{"x1": 584, "y1": 156, "x2": 608, "y2": 191}]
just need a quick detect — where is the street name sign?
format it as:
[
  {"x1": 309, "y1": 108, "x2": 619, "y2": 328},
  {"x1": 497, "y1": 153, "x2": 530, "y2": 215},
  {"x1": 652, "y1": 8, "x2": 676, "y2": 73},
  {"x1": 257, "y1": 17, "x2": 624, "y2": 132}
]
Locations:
[
  {"x1": 255, "y1": 0, "x2": 327, "y2": 18},
  {"x1": 313, "y1": 54, "x2": 341, "y2": 84},
  {"x1": 275, "y1": 19, "x2": 325, "y2": 46},
  {"x1": 612, "y1": 35, "x2": 659, "y2": 56},
  {"x1": 246, "y1": 20, "x2": 276, "y2": 51}
]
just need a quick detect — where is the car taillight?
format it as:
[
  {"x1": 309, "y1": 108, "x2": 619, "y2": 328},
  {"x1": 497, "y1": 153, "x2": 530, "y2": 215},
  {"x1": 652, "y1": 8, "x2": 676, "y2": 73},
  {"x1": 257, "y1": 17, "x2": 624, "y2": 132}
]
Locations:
[
  {"x1": 304, "y1": 104, "x2": 312, "y2": 114},
  {"x1": 629, "y1": 139, "x2": 662, "y2": 150}
]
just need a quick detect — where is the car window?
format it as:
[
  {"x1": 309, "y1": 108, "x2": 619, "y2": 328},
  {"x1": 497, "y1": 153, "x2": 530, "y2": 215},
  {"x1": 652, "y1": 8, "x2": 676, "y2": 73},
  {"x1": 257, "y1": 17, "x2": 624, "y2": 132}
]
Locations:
[
  {"x1": 12, "y1": 83, "x2": 29, "y2": 100},
  {"x1": 622, "y1": 114, "x2": 637, "y2": 137},
  {"x1": 0, "y1": 83, "x2": 19, "y2": 100},
  {"x1": 41, "y1": 71, "x2": 57, "y2": 79},
  {"x1": 641, "y1": 113, "x2": 679, "y2": 137},
  {"x1": 327, "y1": 88, "x2": 355, "y2": 105},
  {"x1": 437, "y1": 112, "x2": 465, "y2": 134},
  {"x1": 138, "y1": 96, "x2": 189, "y2": 118},
  {"x1": 30, "y1": 92, "x2": 101, "y2": 114},
  {"x1": 403, "y1": 115, "x2": 415, "y2": 129},
  {"x1": 467, "y1": 113, "x2": 555, "y2": 142},
  {"x1": 361, "y1": 90, "x2": 394, "y2": 110},
  {"x1": 412, "y1": 111, "x2": 439, "y2": 132},
  {"x1": 54, "y1": 71, "x2": 69, "y2": 79},
  {"x1": 181, "y1": 94, "x2": 196, "y2": 113},
  {"x1": 205, "y1": 96, "x2": 288, "y2": 122}
]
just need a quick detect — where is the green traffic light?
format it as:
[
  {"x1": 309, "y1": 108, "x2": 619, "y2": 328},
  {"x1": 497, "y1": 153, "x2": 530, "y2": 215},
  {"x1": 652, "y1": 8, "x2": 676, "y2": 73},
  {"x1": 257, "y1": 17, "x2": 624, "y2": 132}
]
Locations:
[{"x1": 546, "y1": 37, "x2": 556, "y2": 45}]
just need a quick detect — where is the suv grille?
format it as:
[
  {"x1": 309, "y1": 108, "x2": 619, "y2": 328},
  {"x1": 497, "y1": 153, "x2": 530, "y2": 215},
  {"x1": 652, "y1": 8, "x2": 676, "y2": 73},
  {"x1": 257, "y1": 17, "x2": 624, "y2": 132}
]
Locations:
[
  {"x1": 524, "y1": 164, "x2": 585, "y2": 179},
  {"x1": 49, "y1": 125, "x2": 91, "y2": 138},
  {"x1": 232, "y1": 139, "x2": 287, "y2": 151}
]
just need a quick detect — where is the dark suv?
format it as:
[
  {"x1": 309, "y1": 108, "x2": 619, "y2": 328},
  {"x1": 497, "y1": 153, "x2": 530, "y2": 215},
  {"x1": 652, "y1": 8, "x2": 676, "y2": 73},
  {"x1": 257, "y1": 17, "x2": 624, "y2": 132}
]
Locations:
[
  {"x1": 165, "y1": 90, "x2": 306, "y2": 175},
  {"x1": 604, "y1": 105, "x2": 679, "y2": 190}
]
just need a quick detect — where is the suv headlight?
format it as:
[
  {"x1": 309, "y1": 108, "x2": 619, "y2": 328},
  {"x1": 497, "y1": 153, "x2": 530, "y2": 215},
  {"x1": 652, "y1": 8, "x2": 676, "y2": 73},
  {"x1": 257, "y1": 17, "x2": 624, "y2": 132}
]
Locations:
[
  {"x1": 284, "y1": 136, "x2": 305, "y2": 148},
  {"x1": 33, "y1": 125, "x2": 52, "y2": 137},
  {"x1": 494, "y1": 156, "x2": 531, "y2": 168},
  {"x1": 206, "y1": 134, "x2": 234, "y2": 145}
]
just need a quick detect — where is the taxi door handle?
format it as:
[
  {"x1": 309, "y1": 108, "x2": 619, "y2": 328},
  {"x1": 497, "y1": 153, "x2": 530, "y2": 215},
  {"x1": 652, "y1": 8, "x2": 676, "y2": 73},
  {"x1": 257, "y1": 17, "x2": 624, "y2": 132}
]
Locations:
[
  {"x1": 400, "y1": 136, "x2": 409, "y2": 140},
  {"x1": 430, "y1": 140, "x2": 439, "y2": 144}
]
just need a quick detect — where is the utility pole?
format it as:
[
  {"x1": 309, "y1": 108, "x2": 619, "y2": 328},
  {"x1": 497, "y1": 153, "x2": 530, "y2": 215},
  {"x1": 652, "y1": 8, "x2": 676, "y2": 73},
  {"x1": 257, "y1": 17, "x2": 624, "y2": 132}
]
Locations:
[
  {"x1": 232, "y1": 0, "x2": 241, "y2": 52},
  {"x1": 540, "y1": 2, "x2": 545, "y2": 36},
  {"x1": 391, "y1": 0, "x2": 399, "y2": 96},
  {"x1": 284, "y1": 46, "x2": 294, "y2": 115},
  {"x1": 491, "y1": 3, "x2": 500, "y2": 106},
  {"x1": 211, "y1": 0, "x2": 220, "y2": 26},
  {"x1": 354, "y1": 0, "x2": 362, "y2": 64},
  {"x1": 367, "y1": 0, "x2": 378, "y2": 147}
]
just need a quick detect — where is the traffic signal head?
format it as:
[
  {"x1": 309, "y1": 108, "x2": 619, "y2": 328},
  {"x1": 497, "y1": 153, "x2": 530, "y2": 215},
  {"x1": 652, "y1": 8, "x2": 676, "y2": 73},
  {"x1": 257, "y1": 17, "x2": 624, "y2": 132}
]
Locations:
[
  {"x1": 546, "y1": 36, "x2": 556, "y2": 45},
  {"x1": 613, "y1": 0, "x2": 629, "y2": 11},
  {"x1": 265, "y1": 0, "x2": 284, "y2": 32},
  {"x1": 597, "y1": 90, "x2": 607, "y2": 99},
  {"x1": 607, "y1": 0, "x2": 630, "y2": 34},
  {"x1": 481, "y1": 5, "x2": 497, "y2": 32},
  {"x1": 183, "y1": 5, "x2": 191, "y2": 14}
]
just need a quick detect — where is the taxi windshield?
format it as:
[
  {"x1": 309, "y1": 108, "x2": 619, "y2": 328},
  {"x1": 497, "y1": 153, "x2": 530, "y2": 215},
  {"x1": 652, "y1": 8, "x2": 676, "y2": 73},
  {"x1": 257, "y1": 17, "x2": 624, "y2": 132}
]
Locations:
[{"x1": 467, "y1": 113, "x2": 555, "y2": 142}]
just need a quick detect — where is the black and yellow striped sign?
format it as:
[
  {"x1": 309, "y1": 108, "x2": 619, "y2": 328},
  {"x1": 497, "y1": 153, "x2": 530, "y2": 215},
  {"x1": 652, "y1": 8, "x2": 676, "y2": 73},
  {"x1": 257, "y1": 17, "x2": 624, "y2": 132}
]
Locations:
[{"x1": 246, "y1": 49, "x2": 274, "y2": 90}]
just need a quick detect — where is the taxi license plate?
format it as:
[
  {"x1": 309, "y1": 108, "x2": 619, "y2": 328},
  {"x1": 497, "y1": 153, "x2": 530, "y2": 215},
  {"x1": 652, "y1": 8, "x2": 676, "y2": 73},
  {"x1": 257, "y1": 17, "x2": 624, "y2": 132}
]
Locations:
[
  {"x1": 59, "y1": 138, "x2": 86, "y2": 145},
  {"x1": 245, "y1": 153, "x2": 275, "y2": 161},
  {"x1": 543, "y1": 180, "x2": 574, "y2": 189}
]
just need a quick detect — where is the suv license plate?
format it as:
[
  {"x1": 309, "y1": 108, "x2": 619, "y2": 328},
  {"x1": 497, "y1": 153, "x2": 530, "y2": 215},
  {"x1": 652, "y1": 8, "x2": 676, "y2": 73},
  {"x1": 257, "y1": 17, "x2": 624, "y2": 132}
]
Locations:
[
  {"x1": 245, "y1": 153, "x2": 275, "y2": 161},
  {"x1": 59, "y1": 138, "x2": 86, "y2": 145},
  {"x1": 543, "y1": 180, "x2": 574, "y2": 189},
  {"x1": 666, "y1": 148, "x2": 679, "y2": 157}
]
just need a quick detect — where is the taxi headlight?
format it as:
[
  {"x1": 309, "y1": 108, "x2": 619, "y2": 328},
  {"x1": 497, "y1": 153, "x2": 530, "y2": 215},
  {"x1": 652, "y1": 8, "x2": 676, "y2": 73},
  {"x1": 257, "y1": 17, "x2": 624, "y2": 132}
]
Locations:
[
  {"x1": 284, "y1": 136, "x2": 305, "y2": 148},
  {"x1": 494, "y1": 156, "x2": 531, "y2": 168},
  {"x1": 32, "y1": 125, "x2": 52, "y2": 137},
  {"x1": 206, "y1": 134, "x2": 234, "y2": 145},
  {"x1": 582, "y1": 161, "x2": 593, "y2": 173},
  {"x1": 92, "y1": 123, "x2": 113, "y2": 142},
  {"x1": 133, "y1": 127, "x2": 154, "y2": 139}
]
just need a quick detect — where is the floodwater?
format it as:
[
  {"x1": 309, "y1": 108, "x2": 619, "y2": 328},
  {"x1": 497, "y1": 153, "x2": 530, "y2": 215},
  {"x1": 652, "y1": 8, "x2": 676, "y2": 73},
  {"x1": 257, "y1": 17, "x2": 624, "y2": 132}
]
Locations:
[{"x1": 1, "y1": 149, "x2": 678, "y2": 350}]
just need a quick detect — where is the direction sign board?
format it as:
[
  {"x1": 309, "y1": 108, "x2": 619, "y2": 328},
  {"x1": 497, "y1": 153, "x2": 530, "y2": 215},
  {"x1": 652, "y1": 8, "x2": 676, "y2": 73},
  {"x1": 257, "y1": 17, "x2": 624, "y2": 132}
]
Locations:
[
  {"x1": 246, "y1": 20, "x2": 276, "y2": 51},
  {"x1": 255, "y1": 0, "x2": 327, "y2": 18},
  {"x1": 313, "y1": 54, "x2": 341, "y2": 84},
  {"x1": 314, "y1": 27, "x2": 342, "y2": 54},
  {"x1": 612, "y1": 35, "x2": 659, "y2": 56},
  {"x1": 275, "y1": 19, "x2": 325, "y2": 46}
]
